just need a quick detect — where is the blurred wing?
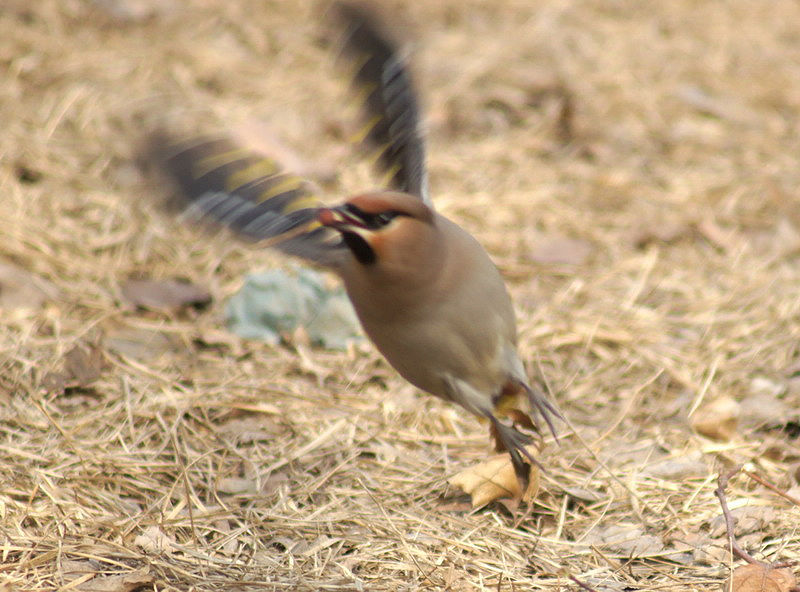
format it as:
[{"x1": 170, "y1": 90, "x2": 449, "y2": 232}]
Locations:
[
  {"x1": 334, "y1": 1, "x2": 430, "y2": 205},
  {"x1": 149, "y1": 133, "x2": 345, "y2": 266}
]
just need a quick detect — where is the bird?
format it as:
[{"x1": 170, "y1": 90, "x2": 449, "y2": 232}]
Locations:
[{"x1": 147, "y1": 1, "x2": 560, "y2": 486}]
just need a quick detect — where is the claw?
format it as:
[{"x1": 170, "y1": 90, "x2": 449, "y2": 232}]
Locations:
[{"x1": 488, "y1": 415, "x2": 544, "y2": 490}]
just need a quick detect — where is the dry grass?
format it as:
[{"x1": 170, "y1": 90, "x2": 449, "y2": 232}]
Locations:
[{"x1": 2, "y1": 0, "x2": 800, "y2": 590}]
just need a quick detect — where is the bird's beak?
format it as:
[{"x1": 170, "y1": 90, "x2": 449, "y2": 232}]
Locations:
[{"x1": 318, "y1": 205, "x2": 368, "y2": 231}]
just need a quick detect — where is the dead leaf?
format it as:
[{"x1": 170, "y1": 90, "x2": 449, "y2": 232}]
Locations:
[
  {"x1": 298, "y1": 535, "x2": 339, "y2": 557},
  {"x1": 759, "y1": 434, "x2": 800, "y2": 462},
  {"x1": 61, "y1": 559, "x2": 99, "y2": 580},
  {"x1": 691, "y1": 396, "x2": 740, "y2": 441},
  {"x1": 106, "y1": 327, "x2": 175, "y2": 361},
  {"x1": 670, "y1": 532, "x2": 719, "y2": 565},
  {"x1": 563, "y1": 486, "x2": 604, "y2": 504},
  {"x1": 529, "y1": 235, "x2": 592, "y2": 266},
  {"x1": 134, "y1": 525, "x2": 175, "y2": 553},
  {"x1": 60, "y1": 559, "x2": 152, "y2": 592},
  {"x1": 695, "y1": 540, "x2": 731, "y2": 565},
  {"x1": 214, "y1": 519, "x2": 239, "y2": 555},
  {"x1": 0, "y1": 261, "x2": 59, "y2": 310},
  {"x1": 630, "y1": 221, "x2": 691, "y2": 249},
  {"x1": 217, "y1": 416, "x2": 281, "y2": 444},
  {"x1": 724, "y1": 563, "x2": 796, "y2": 592},
  {"x1": 41, "y1": 340, "x2": 107, "y2": 394},
  {"x1": 76, "y1": 570, "x2": 153, "y2": 592},
  {"x1": 64, "y1": 342, "x2": 105, "y2": 384},
  {"x1": 261, "y1": 471, "x2": 290, "y2": 497},
  {"x1": 709, "y1": 506, "x2": 779, "y2": 539},
  {"x1": 121, "y1": 278, "x2": 211, "y2": 311},
  {"x1": 740, "y1": 394, "x2": 792, "y2": 432},
  {"x1": 217, "y1": 477, "x2": 257, "y2": 495},
  {"x1": 449, "y1": 448, "x2": 539, "y2": 508},
  {"x1": 644, "y1": 454, "x2": 708, "y2": 481},
  {"x1": 584, "y1": 524, "x2": 665, "y2": 557}
]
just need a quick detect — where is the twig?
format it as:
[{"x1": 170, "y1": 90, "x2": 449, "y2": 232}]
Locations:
[
  {"x1": 744, "y1": 469, "x2": 800, "y2": 508},
  {"x1": 714, "y1": 466, "x2": 766, "y2": 567}
]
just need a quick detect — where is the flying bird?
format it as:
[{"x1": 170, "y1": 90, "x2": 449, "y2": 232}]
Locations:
[{"x1": 149, "y1": 1, "x2": 560, "y2": 486}]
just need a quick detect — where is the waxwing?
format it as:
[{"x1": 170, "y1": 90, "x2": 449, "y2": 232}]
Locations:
[{"x1": 149, "y1": 1, "x2": 560, "y2": 485}]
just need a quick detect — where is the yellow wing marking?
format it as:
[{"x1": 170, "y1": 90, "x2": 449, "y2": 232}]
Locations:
[
  {"x1": 191, "y1": 148, "x2": 251, "y2": 179},
  {"x1": 225, "y1": 159, "x2": 281, "y2": 191}
]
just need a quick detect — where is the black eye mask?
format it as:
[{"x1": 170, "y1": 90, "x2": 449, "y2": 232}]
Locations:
[{"x1": 343, "y1": 203, "x2": 403, "y2": 229}]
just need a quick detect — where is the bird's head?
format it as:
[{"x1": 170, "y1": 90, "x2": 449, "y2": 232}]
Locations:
[{"x1": 318, "y1": 191, "x2": 436, "y2": 269}]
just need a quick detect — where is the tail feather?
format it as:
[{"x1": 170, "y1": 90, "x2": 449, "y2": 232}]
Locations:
[{"x1": 522, "y1": 382, "x2": 562, "y2": 442}]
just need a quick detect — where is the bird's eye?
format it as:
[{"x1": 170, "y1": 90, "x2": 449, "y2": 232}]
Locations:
[{"x1": 374, "y1": 212, "x2": 398, "y2": 227}]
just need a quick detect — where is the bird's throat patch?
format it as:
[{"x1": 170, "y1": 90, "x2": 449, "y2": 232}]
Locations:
[{"x1": 342, "y1": 231, "x2": 377, "y2": 265}]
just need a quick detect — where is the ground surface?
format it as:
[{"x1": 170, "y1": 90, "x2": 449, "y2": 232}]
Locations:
[{"x1": 2, "y1": 0, "x2": 800, "y2": 590}]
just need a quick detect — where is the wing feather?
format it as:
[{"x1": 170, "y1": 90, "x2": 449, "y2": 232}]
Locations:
[
  {"x1": 334, "y1": 1, "x2": 430, "y2": 204},
  {"x1": 149, "y1": 133, "x2": 345, "y2": 266}
]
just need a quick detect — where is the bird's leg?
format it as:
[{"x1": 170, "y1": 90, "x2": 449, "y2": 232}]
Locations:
[{"x1": 488, "y1": 415, "x2": 544, "y2": 489}]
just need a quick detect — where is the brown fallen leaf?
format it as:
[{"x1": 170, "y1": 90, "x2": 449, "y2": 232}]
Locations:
[
  {"x1": 60, "y1": 560, "x2": 153, "y2": 592},
  {"x1": 583, "y1": 524, "x2": 665, "y2": 557},
  {"x1": 217, "y1": 416, "x2": 281, "y2": 444},
  {"x1": 708, "y1": 506, "x2": 779, "y2": 539},
  {"x1": 0, "y1": 261, "x2": 59, "y2": 310},
  {"x1": 563, "y1": 486, "x2": 604, "y2": 504},
  {"x1": 121, "y1": 278, "x2": 211, "y2": 311},
  {"x1": 691, "y1": 396, "x2": 740, "y2": 441},
  {"x1": 724, "y1": 563, "x2": 796, "y2": 592},
  {"x1": 105, "y1": 327, "x2": 175, "y2": 361},
  {"x1": 630, "y1": 221, "x2": 691, "y2": 249},
  {"x1": 134, "y1": 525, "x2": 176, "y2": 553},
  {"x1": 644, "y1": 454, "x2": 708, "y2": 481},
  {"x1": 217, "y1": 477, "x2": 257, "y2": 495},
  {"x1": 41, "y1": 340, "x2": 107, "y2": 394},
  {"x1": 261, "y1": 470, "x2": 290, "y2": 497},
  {"x1": 61, "y1": 559, "x2": 99, "y2": 580},
  {"x1": 76, "y1": 569, "x2": 154, "y2": 592},
  {"x1": 449, "y1": 448, "x2": 539, "y2": 508}
]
